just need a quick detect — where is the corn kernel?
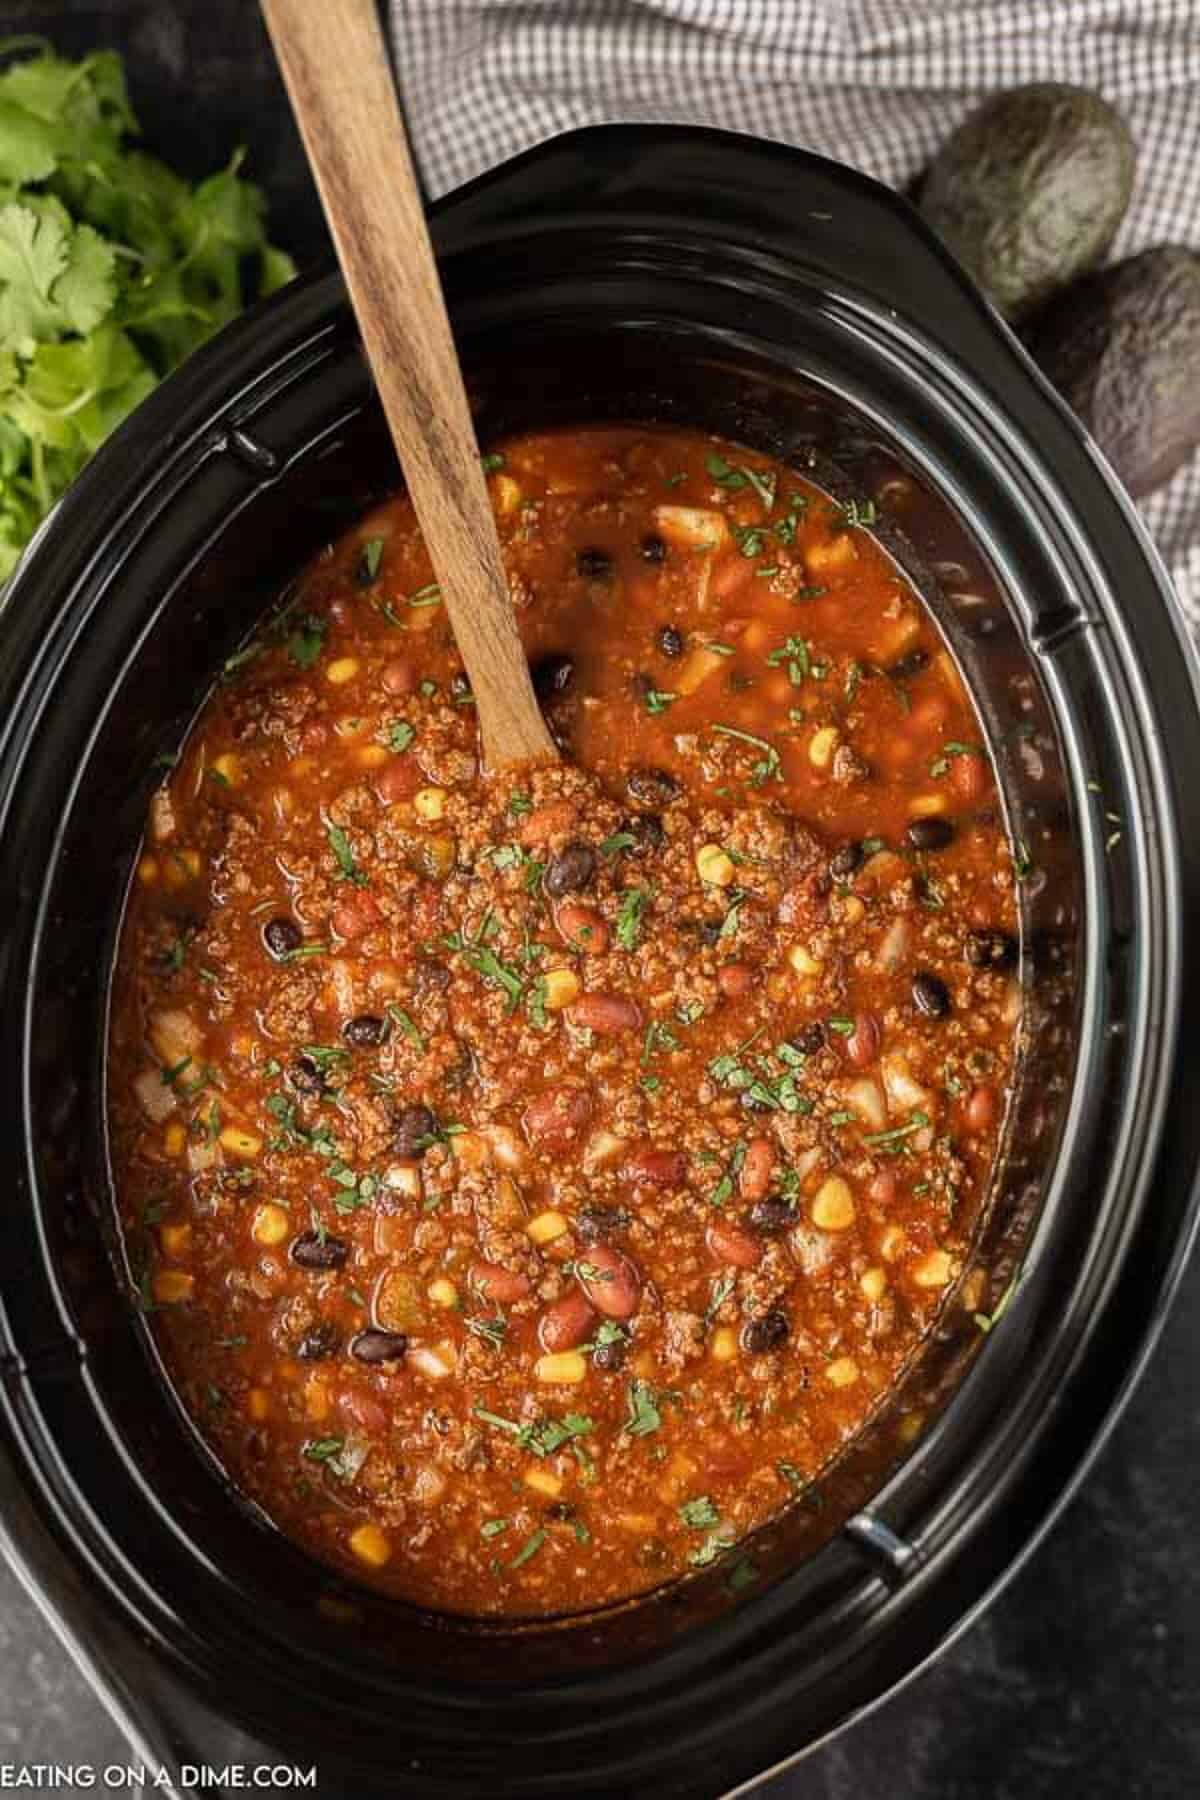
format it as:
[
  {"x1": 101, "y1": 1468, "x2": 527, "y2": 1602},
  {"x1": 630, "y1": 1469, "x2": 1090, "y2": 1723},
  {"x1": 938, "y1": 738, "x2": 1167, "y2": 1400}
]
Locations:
[
  {"x1": 137, "y1": 855, "x2": 159, "y2": 885},
  {"x1": 163, "y1": 1121, "x2": 187, "y2": 1157},
  {"x1": 879, "y1": 1224, "x2": 908, "y2": 1261},
  {"x1": 427, "y1": 1277, "x2": 459, "y2": 1309},
  {"x1": 349, "y1": 1522, "x2": 392, "y2": 1568},
  {"x1": 710, "y1": 1326, "x2": 739, "y2": 1362},
  {"x1": 788, "y1": 944, "x2": 823, "y2": 977},
  {"x1": 809, "y1": 726, "x2": 840, "y2": 769},
  {"x1": 842, "y1": 895, "x2": 866, "y2": 925},
  {"x1": 211, "y1": 752, "x2": 240, "y2": 786},
  {"x1": 524, "y1": 1467, "x2": 563, "y2": 1498},
  {"x1": 245, "y1": 1387, "x2": 270, "y2": 1421},
  {"x1": 912, "y1": 1248, "x2": 954, "y2": 1289},
  {"x1": 860, "y1": 1267, "x2": 887, "y2": 1303},
  {"x1": 414, "y1": 786, "x2": 446, "y2": 821},
  {"x1": 696, "y1": 843, "x2": 735, "y2": 887},
  {"x1": 542, "y1": 967, "x2": 580, "y2": 1010},
  {"x1": 910, "y1": 791, "x2": 950, "y2": 817},
  {"x1": 152, "y1": 1268, "x2": 193, "y2": 1305},
  {"x1": 491, "y1": 473, "x2": 521, "y2": 516},
  {"x1": 305, "y1": 1379, "x2": 330, "y2": 1422},
  {"x1": 527, "y1": 1209, "x2": 568, "y2": 1246},
  {"x1": 357, "y1": 744, "x2": 389, "y2": 769},
  {"x1": 826, "y1": 1356, "x2": 859, "y2": 1388},
  {"x1": 159, "y1": 1222, "x2": 192, "y2": 1260},
  {"x1": 326, "y1": 656, "x2": 360, "y2": 685},
  {"x1": 251, "y1": 1202, "x2": 289, "y2": 1247},
  {"x1": 812, "y1": 1175, "x2": 856, "y2": 1231},
  {"x1": 535, "y1": 1350, "x2": 587, "y2": 1385},
  {"x1": 220, "y1": 1126, "x2": 262, "y2": 1160}
]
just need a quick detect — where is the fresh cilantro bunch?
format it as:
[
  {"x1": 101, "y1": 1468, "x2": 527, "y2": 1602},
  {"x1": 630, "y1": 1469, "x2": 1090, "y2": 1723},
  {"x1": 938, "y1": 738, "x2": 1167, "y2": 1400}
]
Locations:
[{"x1": 0, "y1": 39, "x2": 295, "y2": 579}]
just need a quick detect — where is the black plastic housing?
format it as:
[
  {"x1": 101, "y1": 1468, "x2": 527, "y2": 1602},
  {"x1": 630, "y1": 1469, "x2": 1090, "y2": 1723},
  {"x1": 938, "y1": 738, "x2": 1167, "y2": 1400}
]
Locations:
[{"x1": 1, "y1": 128, "x2": 1199, "y2": 1798}]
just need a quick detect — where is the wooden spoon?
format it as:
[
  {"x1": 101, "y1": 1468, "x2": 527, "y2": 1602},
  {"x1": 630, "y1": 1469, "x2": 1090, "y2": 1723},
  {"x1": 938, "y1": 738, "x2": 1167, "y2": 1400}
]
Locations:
[{"x1": 260, "y1": 0, "x2": 558, "y2": 773}]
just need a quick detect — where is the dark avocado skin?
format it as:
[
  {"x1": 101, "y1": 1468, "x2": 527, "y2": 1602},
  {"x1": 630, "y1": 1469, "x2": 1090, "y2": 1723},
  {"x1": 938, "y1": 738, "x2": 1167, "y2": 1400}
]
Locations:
[
  {"x1": 1030, "y1": 246, "x2": 1200, "y2": 499},
  {"x1": 920, "y1": 83, "x2": 1135, "y2": 320}
]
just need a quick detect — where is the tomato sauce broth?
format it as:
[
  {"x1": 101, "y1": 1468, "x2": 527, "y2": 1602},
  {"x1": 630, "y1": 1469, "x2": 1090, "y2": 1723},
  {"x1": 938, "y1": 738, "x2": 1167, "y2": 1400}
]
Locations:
[{"x1": 108, "y1": 426, "x2": 1020, "y2": 1615}]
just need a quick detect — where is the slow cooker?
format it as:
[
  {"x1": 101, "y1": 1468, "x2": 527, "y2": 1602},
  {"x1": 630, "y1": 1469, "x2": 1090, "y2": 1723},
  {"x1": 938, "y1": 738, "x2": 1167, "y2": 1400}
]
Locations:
[{"x1": 1, "y1": 127, "x2": 1199, "y2": 1798}]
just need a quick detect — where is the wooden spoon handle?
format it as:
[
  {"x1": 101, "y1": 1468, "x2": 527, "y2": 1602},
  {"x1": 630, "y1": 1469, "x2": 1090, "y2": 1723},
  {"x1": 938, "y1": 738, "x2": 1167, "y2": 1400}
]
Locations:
[{"x1": 260, "y1": 0, "x2": 558, "y2": 772}]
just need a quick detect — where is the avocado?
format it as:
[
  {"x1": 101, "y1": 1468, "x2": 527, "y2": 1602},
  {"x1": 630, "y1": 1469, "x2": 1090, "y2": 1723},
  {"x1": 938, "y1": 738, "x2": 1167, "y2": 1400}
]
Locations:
[
  {"x1": 1029, "y1": 246, "x2": 1200, "y2": 499},
  {"x1": 920, "y1": 84, "x2": 1135, "y2": 320}
]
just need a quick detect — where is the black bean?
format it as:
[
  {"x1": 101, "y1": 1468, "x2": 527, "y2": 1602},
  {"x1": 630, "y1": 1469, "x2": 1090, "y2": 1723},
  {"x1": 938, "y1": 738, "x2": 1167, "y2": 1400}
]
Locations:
[
  {"x1": 393, "y1": 1102, "x2": 438, "y2": 1158},
  {"x1": 576, "y1": 547, "x2": 613, "y2": 580},
  {"x1": 905, "y1": 816, "x2": 956, "y2": 852},
  {"x1": 641, "y1": 534, "x2": 667, "y2": 564},
  {"x1": 912, "y1": 971, "x2": 952, "y2": 1018},
  {"x1": 296, "y1": 1322, "x2": 341, "y2": 1361},
  {"x1": 746, "y1": 1199, "x2": 795, "y2": 1236},
  {"x1": 889, "y1": 648, "x2": 930, "y2": 681},
  {"x1": 621, "y1": 812, "x2": 665, "y2": 854},
  {"x1": 741, "y1": 1309, "x2": 790, "y2": 1354},
  {"x1": 543, "y1": 841, "x2": 597, "y2": 898},
  {"x1": 350, "y1": 1328, "x2": 408, "y2": 1364},
  {"x1": 698, "y1": 918, "x2": 724, "y2": 947},
  {"x1": 262, "y1": 916, "x2": 301, "y2": 960},
  {"x1": 290, "y1": 1231, "x2": 349, "y2": 1271},
  {"x1": 531, "y1": 653, "x2": 576, "y2": 701},
  {"x1": 287, "y1": 1054, "x2": 326, "y2": 1096},
  {"x1": 450, "y1": 670, "x2": 472, "y2": 702},
  {"x1": 789, "y1": 1021, "x2": 825, "y2": 1056},
  {"x1": 829, "y1": 841, "x2": 863, "y2": 878},
  {"x1": 344, "y1": 1013, "x2": 388, "y2": 1048},
  {"x1": 964, "y1": 929, "x2": 1018, "y2": 970},
  {"x1": 593, "y1": 1336, "x2": 628, "y2": 1372},
  {"x1": 627, "y1": 765, "x2": 680, "y2": 808},
  {"x1": 576, "y1": 1203, "x2": 630, "y2": 1244},
  {"x1": 656, "y1": 624, "x2": 684, "y2": 657}
]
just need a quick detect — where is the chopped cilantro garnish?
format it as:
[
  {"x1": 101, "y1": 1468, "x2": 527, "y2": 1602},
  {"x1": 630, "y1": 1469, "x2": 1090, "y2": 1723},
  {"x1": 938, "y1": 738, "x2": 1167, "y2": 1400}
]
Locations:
[
  {"x1": 386, "y1": 1004, "x2": 425, "y2": 1050},
  {"x1": 623, "y1": 1379, "x2": 664, "y2": 1438},
  {"x1": 326, "y1": 821, "x2": 367, "y2": 887},
  {"x1": 357, "y1": 537, "x2": 384, "y2": 585},
  {"x1": 711, "y1": 723, "x2": 782, "y2": 786},
  {"x1": 679, "y1": 1495, "x2": 721, "y2": 1530},
  {"x1": 388, "y1": 719, "x2": 415, "y2": 753},
  {"x1": 285, "y1": 612, "x2": 328, "y2": 668},
  {"x1": 481, "y1": 451, "x2": 506, "y2": 473},
  {"x1": 616, "y1": 886, "x2": 651, "y2": 950},
  {"x1": 408, "y1": 582, "x2": 441, "y2": 608},
  {"x1": 509, "y1": 1527, "x2": 547, "y2": 1570},
  {"x1": 643, "y1": 687, "x2": 677, "y2": 716},
  {"x1": 705, "y1": 452, "x2": 777, "y2": 512}
]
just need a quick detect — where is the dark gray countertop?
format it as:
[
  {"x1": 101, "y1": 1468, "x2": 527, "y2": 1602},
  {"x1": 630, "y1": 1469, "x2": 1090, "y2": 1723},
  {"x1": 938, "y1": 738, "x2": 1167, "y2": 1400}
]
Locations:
[{"x1": 2, "y1": 4, "x2": 1198, "y2": 1794}]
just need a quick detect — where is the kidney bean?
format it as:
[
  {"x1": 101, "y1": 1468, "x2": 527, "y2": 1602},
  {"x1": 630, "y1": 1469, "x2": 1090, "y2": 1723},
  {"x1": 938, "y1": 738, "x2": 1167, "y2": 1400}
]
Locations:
[
  {"x1": 519, "y1": 799, "x2": 576, "y2": 846},
  {"x1": 556, "y1": 903, "x2": 609, "y2": 954},
  {"x1": 344, "y1": 1013, "x2": 388, "y2": 1048},
  {"x1": 522, "y1": 1085, "x2": 592, "y2": 1149},
  {"x1": 622, "y1": 1146, "x2": 688, "y2": 1190},
  {"x1": 393, "y1": 1103, "x2": 437, "y2": 1158},
  {"x1": 912, "y1": 971, "x2": 952, "y2": 1018},
  {"x1": 717, "y1": 962, "x2": 756, "y2": 1000},
  {"x1": 567, "y1": 992, "x2": 641, "y2": 1036},
  {"x1": 627, "y1": 765, "x2": 680, "y2": 808},
  {"x1": 966, "y1": 1084, "x2": 998, "y2": 1132},
  {"x1": 739, "y1": 1137, "x2": 775, "y2": 1202},
  {"x1": 951, "y1": 751, "x2": 988, "y2": 804},
  {"x1": 531, "y1": 653, "x2": 576, "y2": 700},
  {"x1": 290, "y1": 1231, "x2": 348, "y2": 1271},
  {"x1": 349, "y1": 1328, "x2": 409, "y2": 1364},
  {"x1": 868, "y1": 1169, "x2": 898, "y2": 1206},
  {"x1": 841, "y1": 1012, "x2": 882, "y2": 1069},
  {"x1": 262, "y1": 916, "x2": 301, "y2": 960},
  {"x1": 544, "y1": 841, "x2": 597, "y2": 898},
  {"x1": 539, "y1": 1288, "x2": 598, "y2": 1353},
  {"x1": 905, "y1": 816, "x2": 955, "y2": 852},
  {"x1": 741, "y1": 1309, "x2": 789, "y2": 1354},
  {"x1": 381, "y1": 657, "x2": 416, "y2": 696},
  {"x1": 576, "y1": 1243, "x2": 641, "y2": 1319},
  {"x1": 470, "y1": 1261, "x2": 532, "y2": 1305},
  {"x1": 331, "y1": 891, "x2": 381, "y2": 940},
  {"x1": 706, "y1": 1219, "x2": 762, "y2": 1270},
  {"x1": 375, "y1": 758, "x2": 421, "y2": 805}
]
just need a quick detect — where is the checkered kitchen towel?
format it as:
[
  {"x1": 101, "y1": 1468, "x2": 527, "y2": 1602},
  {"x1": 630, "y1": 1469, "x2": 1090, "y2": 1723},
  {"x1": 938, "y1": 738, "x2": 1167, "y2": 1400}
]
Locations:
[{"x1": 391, "y1": 0, "x2": 1200, "y2": 628}]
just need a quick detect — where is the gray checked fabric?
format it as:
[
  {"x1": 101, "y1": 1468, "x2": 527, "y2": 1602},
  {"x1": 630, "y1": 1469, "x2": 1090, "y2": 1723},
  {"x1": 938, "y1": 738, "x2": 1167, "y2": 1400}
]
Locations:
[{"x1": 390, "y1": 0, "x2": 1200, "y2": 628}]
